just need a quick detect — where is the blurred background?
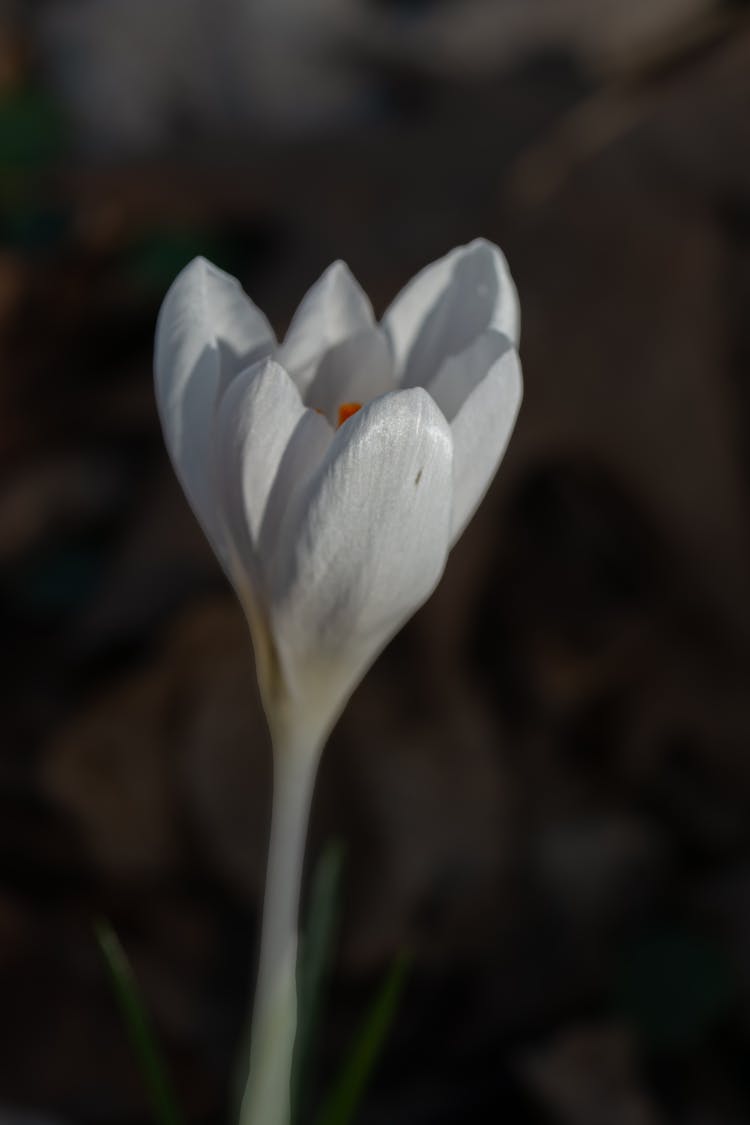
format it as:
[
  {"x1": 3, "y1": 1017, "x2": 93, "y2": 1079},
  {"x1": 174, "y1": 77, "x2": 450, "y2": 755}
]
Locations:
[{"x1": 2, "y1": 0, "x2": 750, "y2": 1122}]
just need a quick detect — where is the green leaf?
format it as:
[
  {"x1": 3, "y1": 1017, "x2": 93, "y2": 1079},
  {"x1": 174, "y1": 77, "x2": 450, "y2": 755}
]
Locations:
[
  {"x1": 95, "y1": 920, "x2": 185, "y2": 1125},
  {"x1": 315, "y1": 952, "x2": 411, "y2": 1125},
  {"x1": 292, "y1": 841, "x2": 346, "y2": 1123}
]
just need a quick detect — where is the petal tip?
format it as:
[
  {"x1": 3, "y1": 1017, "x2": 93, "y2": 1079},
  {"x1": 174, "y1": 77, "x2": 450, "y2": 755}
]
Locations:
[
  {"x1": 320, "y1": 259, "x2": 369, "y2": 307},
  {"x1": 160, "y1": 255, "x2": 234, "y2": 309},
  {"x1": 178, "y1": 255, "x2": 248, "y2": 293},
  {"x1": 176, "y1": 254, "x2": 215, "y2": 282}
]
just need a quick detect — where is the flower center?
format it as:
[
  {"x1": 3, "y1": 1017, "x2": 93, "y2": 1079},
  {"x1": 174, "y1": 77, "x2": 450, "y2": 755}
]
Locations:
[{"x1": 337, "y1": 402, "x2": 361, "y2": 428}]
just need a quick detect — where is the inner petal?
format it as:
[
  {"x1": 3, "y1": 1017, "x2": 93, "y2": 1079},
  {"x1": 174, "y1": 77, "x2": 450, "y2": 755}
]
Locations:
[
  {"x1": 303, "y1": 326, "x2": 395, "y2": 425},
  {"x1": 383, "y1": 240, "x2": 519, "y2": 391},
  {"x1": 426, "y1": 330, "x2": 511, "y2": 422}
]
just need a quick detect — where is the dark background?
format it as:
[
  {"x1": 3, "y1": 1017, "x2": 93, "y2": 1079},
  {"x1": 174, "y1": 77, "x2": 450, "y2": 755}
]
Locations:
[{"x1": 2, "y1": 1, "x2": 750, "y2": 1122}]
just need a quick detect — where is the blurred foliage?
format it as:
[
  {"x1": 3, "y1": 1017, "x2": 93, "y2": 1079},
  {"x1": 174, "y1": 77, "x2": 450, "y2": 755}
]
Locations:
[
  {"x1": 11, "y1": 540, "x2": 106, "y2": 617},
  {"x1": 96, "y1": 921, "x2": 185, "y2": 1125},
  {"x1": 0, "y1": 199, "x2": 68, "y2": 251},
  {"x1": 315, "y1": 953, "x2": 411, "y2": 1125},
  {"x1": 615, "y1": 927, "x2": 735, "y2": 1052},
  {"x1": 123, "y1": 230, "x2": 226, "y2": 294},
  {"x1": 122, "y1": 225, "x2": 279, "y2": 295},
  {"x1": 0, "y1": 84, "x2": 66, "y2": 170},
  {"x1": 0, "y1": 79, "x2": 69, "y2": 252}
]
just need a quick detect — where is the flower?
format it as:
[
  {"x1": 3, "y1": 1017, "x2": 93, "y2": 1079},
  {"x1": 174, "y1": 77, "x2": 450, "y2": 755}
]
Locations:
[
  {"x1": 155, "y1": 238, "x2": 522, "y2": 747},
  {"x1": 154, "y1": 238, "x2": 522, "y2": 1125}
]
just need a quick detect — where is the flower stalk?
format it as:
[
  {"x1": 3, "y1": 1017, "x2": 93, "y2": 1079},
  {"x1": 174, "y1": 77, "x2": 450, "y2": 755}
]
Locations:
[{"x1": 239, "y1": 718, "x2": 326, "y2": 1125}]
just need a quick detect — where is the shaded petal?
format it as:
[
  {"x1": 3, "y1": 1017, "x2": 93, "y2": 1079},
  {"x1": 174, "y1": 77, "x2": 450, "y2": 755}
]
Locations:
[
  {"x1": 215, "y1": 359, "x2": 332, "y2": 592},
  {"x1": 215, "y1": 360, "x2": 332, "y2": 707},
  {"x1": 426, "y1": 329, "x2": 511, "y2": 423},
  {"x1": 154, "y1": 257, "x2": 275, "y2": 550},
  {"x1": 271, "y1": 388, "x2": 453, "y2": 708},
  {"x1": 382, "y1": 239, "x2": 520, "y2": 389},
  {"x1": 304, "y1": 326, "x2": 394, "y2": 422},
  {"x1": 276, "y1": 261, "x2": 375, "y2": 395},
  {"x1": 449, "y1": 347, "x2": 522, "y2": 544}
]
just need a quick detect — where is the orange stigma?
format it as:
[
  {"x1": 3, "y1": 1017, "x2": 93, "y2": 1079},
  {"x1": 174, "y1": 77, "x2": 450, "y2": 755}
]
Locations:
[{"x1": 337, "y1": 402, "x2": 362, "y2": 428}]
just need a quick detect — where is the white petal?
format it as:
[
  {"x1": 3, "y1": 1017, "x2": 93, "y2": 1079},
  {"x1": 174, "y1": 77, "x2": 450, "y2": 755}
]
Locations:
[
  {"x1": 215, "y1": 360, "x2": 332, "y2": 707},
  {"x1": 303, "y1": 327, "x2": 394, "y2": 422},
  {"x1": 275, "y1": 261, "x2": 375, "y2": 395},
  {"x1": 215, "y1": 359, "x2": 332, "y2": 593},
  {"x1": 271, "y1": 388, "x2": 453, "y2": 710},
  {"x1": 154, "y1": 257, "x2": 275, "y2": 550},
  {"x1": 449, "y1": 346, "x2": 522, "y2": 544},
  {"x1": 425, "y1": 329, "x2": 511, "y2": 423},
  {"x1": 382, "y1": 238, "x2": 521, "y2": 389}
]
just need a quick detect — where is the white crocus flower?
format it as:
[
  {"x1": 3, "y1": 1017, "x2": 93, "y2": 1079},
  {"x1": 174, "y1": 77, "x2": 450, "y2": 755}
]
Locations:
[{"x1": 154, "y1": 238, "x2": 522, "y2": 1125}]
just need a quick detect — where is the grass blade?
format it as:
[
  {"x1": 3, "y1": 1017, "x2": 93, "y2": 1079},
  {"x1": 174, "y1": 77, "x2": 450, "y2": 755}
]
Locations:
[
  {"x1": 315, "y1": 952, "x2": 411, "y2": 1125},
  {"x1": 95, "y1": 919, "x2": 185, "y2": 1125}
]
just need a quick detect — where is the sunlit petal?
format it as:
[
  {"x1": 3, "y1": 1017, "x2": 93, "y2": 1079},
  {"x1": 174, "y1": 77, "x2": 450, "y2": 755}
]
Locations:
[{"x1": 271, "y1": 388, "x2": 453, "y2": 712}]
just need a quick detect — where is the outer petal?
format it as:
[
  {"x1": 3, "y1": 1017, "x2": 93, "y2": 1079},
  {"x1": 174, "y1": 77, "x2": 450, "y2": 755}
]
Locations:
[
  {"x1": 271, "y1": 388, "x2": 453, "y2": 712},
  {"x1": 449, "y1": 346, "x2": 522, "y2": 544},
  {"x1": 275, "y1": 261, "x2": 375, "y2": 396},
  {"x1": 382, "y1": 239, "x2": 520, "y2": 389},
  {"x1": 154, "y1": 257, "x2": 275, "y2": 551}
]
